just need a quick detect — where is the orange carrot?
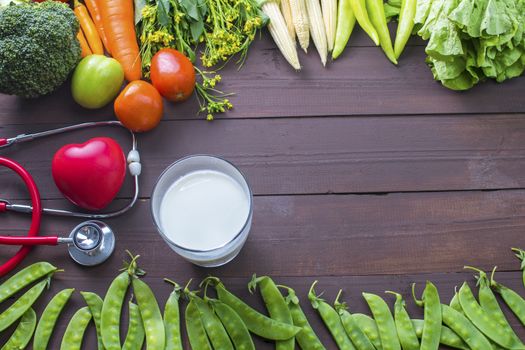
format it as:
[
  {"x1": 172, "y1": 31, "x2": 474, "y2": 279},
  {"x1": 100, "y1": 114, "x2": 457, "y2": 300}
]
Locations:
[
  {"x1": 77, "y1": 30, "x2": 92, "y2": 58},
  {"x1": 99, "y1": 0, "x2": 141, "y2": 81},
  {"x1": 74, "y1": 0, "x2": 103, "y2": 55},
  {"x1": 84, "y1": 0, "x2": 111, "y2": 54}
]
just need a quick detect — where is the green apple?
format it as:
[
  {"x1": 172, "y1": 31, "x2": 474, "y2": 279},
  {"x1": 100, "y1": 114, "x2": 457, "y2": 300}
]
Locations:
[{"x1": 72, "y1": 55, "x2": 124, "y2": 109}]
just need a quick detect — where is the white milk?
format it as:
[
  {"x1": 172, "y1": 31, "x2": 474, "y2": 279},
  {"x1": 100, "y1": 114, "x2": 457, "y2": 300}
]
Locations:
[{"x1": 159, "y1": 170, "x2": 250, "y2": 251}]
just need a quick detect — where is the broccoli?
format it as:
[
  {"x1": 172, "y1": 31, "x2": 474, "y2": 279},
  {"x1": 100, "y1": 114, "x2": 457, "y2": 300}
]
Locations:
[{"x1": 0, "y1": 1, "x2": 81, "y2": 98}]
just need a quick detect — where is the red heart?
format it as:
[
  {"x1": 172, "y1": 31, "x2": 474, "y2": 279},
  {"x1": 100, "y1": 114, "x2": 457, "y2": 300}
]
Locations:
[{"x1": 52, "y1": 137, "x2": 126, "y2": 211}]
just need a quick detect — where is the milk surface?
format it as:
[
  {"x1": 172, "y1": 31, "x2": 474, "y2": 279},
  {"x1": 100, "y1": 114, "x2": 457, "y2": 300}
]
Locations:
[{"x1": 159, "y1": 170, "x2": 250, "y2": 250}]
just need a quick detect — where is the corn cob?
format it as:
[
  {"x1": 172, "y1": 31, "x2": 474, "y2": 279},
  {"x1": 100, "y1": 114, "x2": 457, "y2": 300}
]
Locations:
[
  {"x1": 290, "y1": 0, "x2": 310, "y2": 52},
  {"x1": 321, "y1": 0, "x2": 337, "y2": 51},
  {"x1": 259, "y1": 0, "x2": 301, "y2": 70},
  {"x1": 280, "y1": 0, "x2": 296, "y2": 39},
  {"x1": 305, "y1": 0, "x2": 328, "y2": 66}
]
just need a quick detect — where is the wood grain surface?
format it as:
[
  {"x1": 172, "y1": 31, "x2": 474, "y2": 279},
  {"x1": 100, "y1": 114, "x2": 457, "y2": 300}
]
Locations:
[{"x1": 1, "y1": 30, "x2": 525, "y2": 349}]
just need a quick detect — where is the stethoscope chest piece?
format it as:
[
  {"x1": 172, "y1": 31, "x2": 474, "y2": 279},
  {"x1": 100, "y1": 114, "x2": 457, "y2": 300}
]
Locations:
[{"x1": 65, "y1": 221, "x2": 115, "y2": 266}]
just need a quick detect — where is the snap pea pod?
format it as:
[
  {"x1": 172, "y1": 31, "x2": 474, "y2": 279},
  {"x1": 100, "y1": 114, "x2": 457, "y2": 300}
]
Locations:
[
  {"x1": 393, "y1": 0, "x2": 416, "y2": 58},
  {"x1": 202, "y1": 277, "x2": 300, "y2": 340},
  {"x1": 1, "y1": 307, "x2": 36, "y2": 350},
  {"x1": 122, "y1": 302, "x2": 145, "y2": 350},
  {"x1": 249, "y1": 275, "x2": 294, "y2": 350},
  {"x1": 458, "y1": 282, "x2": 522, "y2": 349},
  {"x1": 363, "y1": 292, "x2": 401, "y2": 350},
  {"x1": 334, "y1": 290, "x2": 375, "y2": 350},
  {"x1": 411, "y1": 319, "x2": 469, "y2": 350},
  {"x1": 60, "y1": 306, "x2": 92, "y2": 350},
  {"x1": 186, "y1": 299, "x2": 212, "y2": 350},
  {"x1": 281, "y1": 285, "x2": 326, "y2": 350},
  {"x1": 101, "y1": 271, "x2": 130, "y2": 350},
  {"x1": 491, "y1": 268, "x2": 525, "y2": 327},
  {"x1": 332, "y1": 0, "x2": 357, "y2": 59},
  {"x1": 512, "y1": 248, "x2": 525, "y2": 288},
  {"x1": 386, "y1": 291, "x2": 419, "y2": 350},
  {"x1": 34, "y1": 288, "x2": 75, "y2": 350},
  {"x1": 0, "y1": 277, "x2": 49, "y2": 332},
  {"x1": 351, "y1": 313, "x2": 383, "y2": 350},
  {"x1": 449, "y1": 292, "x2": 462, "y2": 313},
  {"x1": 412, "y1": 282, "x2": 441, "y2": 350},
  {"x1": 309, "y1": 282, "x2": 355, "y2": 350},
  {"x1": 209, "y1": 298, "x2": 256, "y2": 350},
  {"x1": 164, "y1": 279, "x2": 183, "y2": 350},
  {"x1": 349, "y1": 0, "x2": 379, "y2": 45},
  {"x1": 0, "y1": 262, "x2": 56, "y2": 304},
  {"x1": 132, "y1": 277, "x2": 166, "y2": 350},
  {"x1": 365, "y1": 0, "x2": 398, "y2": 64},
  {"x1": 441, "y1": 304, "x2": 493, "y2": 350},
  {"x1": 80, "y1": 291, "x2": 104, "y2": 350}
]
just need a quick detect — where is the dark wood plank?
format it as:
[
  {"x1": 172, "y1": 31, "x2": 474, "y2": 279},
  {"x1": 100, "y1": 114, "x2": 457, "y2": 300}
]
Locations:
[
  {"x1": 0, "y1": 34, "x2": 523, "y2": 124},
  {"x1": 2, "y1": 115, "x2": 525, "y2": 200}
]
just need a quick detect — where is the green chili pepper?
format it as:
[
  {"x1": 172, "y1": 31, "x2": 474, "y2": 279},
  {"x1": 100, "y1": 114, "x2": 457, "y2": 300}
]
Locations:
[
  {"x1": 393, "y1": 0, "x2": 416, "y2": 58},
  {"x1": 1, "y1": 308, "x2": 36, "y2": 350},
  {"x1": 332, "y1": 0, "x2": 357, "y2": 59},
  {"x1": 349, "y1": 0, "x2": 379, "y2": 45},
  {"x1": 365, "y1": 0, "x2": 398, "y2": 64}
]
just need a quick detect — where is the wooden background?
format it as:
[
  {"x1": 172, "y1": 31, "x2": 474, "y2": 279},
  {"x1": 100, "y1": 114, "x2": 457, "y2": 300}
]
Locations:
[{"x1": 1, "y1": 28, "x2": 525, "y2": 349}]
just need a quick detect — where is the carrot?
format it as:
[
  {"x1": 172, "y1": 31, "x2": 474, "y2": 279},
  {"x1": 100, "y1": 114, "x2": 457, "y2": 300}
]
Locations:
[
  {"x1": 84, "y1": 0, "x2": 111, "y2": 54},
  {"x1": 99, "y1": 0, "x2": 141, "y2": 81},
  {"x1": 74, "y1": 0, "x2": 104, "y2": 55},
  {"x1": 77, "y1": 30, "x2": 92, "y2": 58}
]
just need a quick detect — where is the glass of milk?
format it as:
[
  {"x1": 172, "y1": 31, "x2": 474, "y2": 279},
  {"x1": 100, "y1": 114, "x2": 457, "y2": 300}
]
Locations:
[{"x1": 151, "y1": 155, "x2": 253, "y2": 267}]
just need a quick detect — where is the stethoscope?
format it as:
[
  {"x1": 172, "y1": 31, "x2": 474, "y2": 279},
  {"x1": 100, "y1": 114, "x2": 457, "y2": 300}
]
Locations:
[{"x1": 0, "y1": 121, "x2": 141, "y2": 276}]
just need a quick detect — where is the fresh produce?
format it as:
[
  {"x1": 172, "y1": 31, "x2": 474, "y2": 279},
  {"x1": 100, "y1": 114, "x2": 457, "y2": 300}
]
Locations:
[
  {"x1": 114, "y1": 80, "x2": 163, "y2": 132},
  {"x1": 1, "y1": 308, "x2": 36, "y2": 350},
  {"x1": 150, "y1": 48, "x2": 196, "y2": 102},
  {"x1": 441, "y1": 304, "x2": 493, "y2": 349},
  {"x1": 164, "y1": 280, "x2": 184, "y2": 350},
  {"x1": 122, "y1": 302, "x2": 145, "y2": 350},
  {"x1": 334, "y1": 291, "x2": 376, "y2": 350},
  {"x1": 74, "y1": 0, "x2": 103, "y2": 55},
  {"x1": 332, "y1": 0, "x2": 357, "y2": 59},
  {"x1": 386, "y1": 291, "x2": 419, "y2": 350},
  {"x1": 411, "y1": 320, "x2": 468, "y2": 350},
  {"x1": 71, "y1": 55, "x2": 124, "y2": 109},
  {"x1": 77, "y1": 31, "x2": 92, "y2": 58},
  {"x1": 84, "y1": 0, "x2": 110, "y2": 53},
  {"x1": 33, "y1": 288, "x2": 75, "y2": 350},
  {"x1": 322, "y1": 0, "x2": 337, "y2": 52},
  {"x1": 393, "y1": 0, "x2": 416, "y2": 58},
  {"x1": 513, "y1": 247, "x2": 525, "y2": 287},
  {"x1": 349, "y1": 0, "x2": 379, "y2": 45},
  {"x1": 185, "y1": 298, "x2": 212, "y2": 349},
  {"x1": 0, "y1": 262, "x2": 56, "y2": 303},
  {"x1": 80, "y1": 292, "x2": 104, "y2": 350},
  {"x1": 0, "y1": 1, "x2": 81, "y2": 98},
  {"x1": 132, "y1": 276, "x2": 166, "y2": 349},
  {"x1": 60, "y1": 306, "x2": 92, "y2": 349},
  {"x1": 413, "y1": 281, "x2": 441, "y2": 350},
  {"x1": 306, "y1": 0, "x2": 328, "y2": 66},
  {"x1": 415, "y1": 0, "x2": 525, "y2": 90},
  {"x1": 491, "y1": 268, "x2": 525, "y2": 326},
  {"x1": 209, "y1": 298, "x2": 256, "y2": 350},
  {"x1": 258, "y1": 0, "x2": 301, "y2": 70},
  {"x1": 281, "y1": 0, "x2": 295, "y2": 39},
  {"x1": 100, "y1": 0, "x2": 141, "y2": 81},
  {"x1": 363, "y1": 292, "x2": 401, "y2": 350},
  {"x1": 290, "y1": 0, "x2": 310, "y2": 52},
  {"x1": 351, "y1": 313, "x2": 384, "y2": 349},
  {"x1": 366, "y1": 0, "x2": 398, "y2": 64}
]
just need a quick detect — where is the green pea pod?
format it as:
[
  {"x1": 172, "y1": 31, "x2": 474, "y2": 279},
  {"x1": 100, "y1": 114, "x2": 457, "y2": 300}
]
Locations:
[
  {"x1": 0, "y1": 277, "x2": 49, "y2": 332},
  {"x1": 203, "y1": 277, "x2": 300, "y2": 340},
  {"x1": 190, "y1": 293, "x2": 233, "y2": 350},
  {"x1": 441, "y1": 304, "x2": 493, "y2": 350},
  {"x1": 210, "y1": 299, "x2": 256, "y2": 350},
  {"x1": 60, "y1": 307, "x2": 92, "y2": 350},
  {"x1": 101, "y1": 271, "x2": 130, "y2": 350},
  {"x1": 334, "y1": 290, "x2": 375, "y2": 350},
  {"x1": 362, "y1": 292, "x2": 401, "y2": 350},
  {"x1": 123, "y1": 302, "x2": 145, "y2": 350},
  {"x1": 365, "y1": 0, "x2": 398, "y2": 64},
  {"x1": 491, "y1": 268, "x2": 525, "y2": 327},
  {"x1": 309, "y1": 282, "x2": 355, "y2": 350},
  {"x1": 0, "y1": 262, "x2": 56, "y2": 304},
  {"x1": 413, "y1": 282, "x2": 441, "y2": 350},
  {"x1": 164, "y1": 279, "x2": 183, "y2": 350},
  {"x1": 449, "y1": 292, "x2": 462, "y2": 313},
  {"x1": 1, "y1": 307, "x2": 36, "y2": 350},
  {"x1": 186, "y1": 299, "x2": 212, "y2": 350},
  {"x1": 80, "y1": 291, "x2": 104, "y2": 350},
  {"x1": 351, "y1": 313, "x2": 383, "y2": 350},
  {"x1": 133, "y1": 277, "x2": 166, "y2": 350},
  {"x1": 512, "y1": 248, "x2": 525, "y2": 288},
  {"x1": 249, "y1": 275, "x2": 294, "y2": 350},
  {"x1": 411, "y1": 319, "x2": 469, "y2": 350},
  {"x1": 332, "y1": 0, "x2": 357, "y2": 59},
  {"x1": 34, "y1": 288, "x2": 75, "y2": 350},
  {"x1": 393, "y1": 0, "x2": 416, "y2": 58},
  {"x1": 386, "y1": 291, "x2": 419, "y2": 350},
  {"x1": 349, "y1": 0, "x2": 379, "y2": 45},
  {"x1": 281, "y1": 286, "x2": 326, "y2": 350}
]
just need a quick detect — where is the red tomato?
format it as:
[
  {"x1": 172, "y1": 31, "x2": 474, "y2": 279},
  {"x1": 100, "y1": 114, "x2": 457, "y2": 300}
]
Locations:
[
  {"x1": 150, "y1": 48, "x2": 196, "y2": 102},
  {"x1": 114, "y1": 81, "x2": 163, "y2": 132}
]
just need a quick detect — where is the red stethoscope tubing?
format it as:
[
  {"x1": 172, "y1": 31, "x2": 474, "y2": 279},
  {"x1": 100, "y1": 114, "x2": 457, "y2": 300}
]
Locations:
[{"x1": 0, "y1": 157, "x2": 58, "y2": 276}]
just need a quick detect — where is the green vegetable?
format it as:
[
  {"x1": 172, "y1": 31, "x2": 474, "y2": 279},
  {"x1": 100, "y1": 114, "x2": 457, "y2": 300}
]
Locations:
[
  {"x1": 332, "y1": 0, "x2": 357, "y2": 60},
  {"x1": 0, "y1": 1, "x2": 81, "y2": 98},
  {"x1": 366, "y1": 0, "x2": 398, "y2": 64},
  {"x1": 393, "y1": 0, "x2": 416, "y2": 58}
]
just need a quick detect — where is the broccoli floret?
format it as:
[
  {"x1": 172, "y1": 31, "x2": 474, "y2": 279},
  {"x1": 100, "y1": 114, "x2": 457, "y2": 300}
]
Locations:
[{"x1": 0, "y1": 1, "x2": 81, "y2": 98}]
